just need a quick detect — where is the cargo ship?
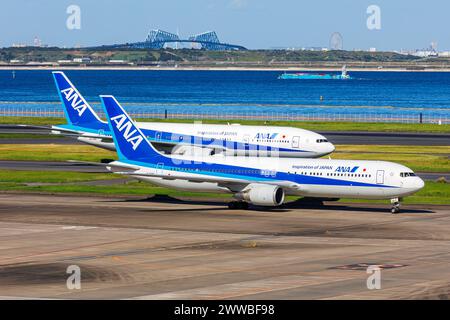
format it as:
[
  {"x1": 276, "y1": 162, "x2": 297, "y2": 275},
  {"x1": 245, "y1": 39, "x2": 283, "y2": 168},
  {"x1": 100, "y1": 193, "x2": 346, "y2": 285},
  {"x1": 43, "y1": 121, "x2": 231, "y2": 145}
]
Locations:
[{"x1": 279, "y1": 65, "x2": 352, "y2": 80}]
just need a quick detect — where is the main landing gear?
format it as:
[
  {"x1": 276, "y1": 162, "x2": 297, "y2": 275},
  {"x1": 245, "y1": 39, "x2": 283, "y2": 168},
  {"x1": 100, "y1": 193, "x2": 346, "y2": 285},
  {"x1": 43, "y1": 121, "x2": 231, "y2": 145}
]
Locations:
[
  {"x1": 390, "y1": 198, "x2": 401, "y2": 214},
  {"x1": 228, "y1": 201, "x2": 249, "y2": 210}
]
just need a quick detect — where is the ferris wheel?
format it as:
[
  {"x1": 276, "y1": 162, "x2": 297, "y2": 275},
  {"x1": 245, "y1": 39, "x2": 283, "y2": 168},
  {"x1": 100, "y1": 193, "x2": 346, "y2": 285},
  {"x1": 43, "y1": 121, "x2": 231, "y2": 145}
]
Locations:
[{"x1": 329, "y1": 32, "x2": 343, "y2": 50}]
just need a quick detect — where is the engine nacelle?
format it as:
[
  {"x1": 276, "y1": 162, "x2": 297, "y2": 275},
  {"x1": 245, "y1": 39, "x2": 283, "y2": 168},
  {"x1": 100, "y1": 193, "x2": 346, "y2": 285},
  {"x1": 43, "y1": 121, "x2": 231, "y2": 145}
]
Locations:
[{"x1": 234, "y1": 183, "x2": 285, "y2": 207}]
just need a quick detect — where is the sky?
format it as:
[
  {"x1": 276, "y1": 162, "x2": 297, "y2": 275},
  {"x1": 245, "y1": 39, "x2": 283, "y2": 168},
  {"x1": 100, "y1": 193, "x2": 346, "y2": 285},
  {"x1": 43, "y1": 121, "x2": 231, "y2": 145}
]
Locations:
[{"x1": 0, "y1": 0, "x2": 448, "y2": 51}]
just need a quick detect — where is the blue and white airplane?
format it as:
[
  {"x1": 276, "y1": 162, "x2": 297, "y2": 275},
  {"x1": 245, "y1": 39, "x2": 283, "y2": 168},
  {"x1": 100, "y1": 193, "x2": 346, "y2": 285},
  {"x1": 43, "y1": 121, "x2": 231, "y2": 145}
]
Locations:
[
  {"x1": 99, "y1": 95, "x2": 424, "y2": 213},
  {"x1": 51, "y1": 71, "x2": 335, "y2": 158}
]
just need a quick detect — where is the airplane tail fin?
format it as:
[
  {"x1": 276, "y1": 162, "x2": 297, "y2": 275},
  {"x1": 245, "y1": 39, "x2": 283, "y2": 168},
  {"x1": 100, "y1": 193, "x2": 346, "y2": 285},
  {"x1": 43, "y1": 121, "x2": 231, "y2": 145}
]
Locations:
[
  {"x1": 100, "y1": 95, "x2": 161, "y2": 162},
  {"x1": 52, "y1": 71, "x2": 107, "y2": 131}
]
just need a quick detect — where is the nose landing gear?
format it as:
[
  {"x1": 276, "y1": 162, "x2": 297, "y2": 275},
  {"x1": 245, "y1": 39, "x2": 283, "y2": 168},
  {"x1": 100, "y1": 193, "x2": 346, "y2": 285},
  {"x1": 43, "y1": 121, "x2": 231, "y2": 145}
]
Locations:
[{"x1": 390, "y1": 198, "x2": 401, "y2": 214}]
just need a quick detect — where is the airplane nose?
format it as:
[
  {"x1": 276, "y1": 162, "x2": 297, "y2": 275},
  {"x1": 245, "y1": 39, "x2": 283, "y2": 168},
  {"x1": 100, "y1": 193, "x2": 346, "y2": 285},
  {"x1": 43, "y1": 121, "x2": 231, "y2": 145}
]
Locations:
[
  {"x1": 329, "y1": 143, "x2": 336, "y2": 153},
  {"x1": 322, "y1": 143, "x2": 335, "y2": 155},
  {"x1": 315, "y1": 140, "x2": 335, "y2": 157},
  {"x1": 415, "y1": 177, "x2": 425, "y2": 191}
]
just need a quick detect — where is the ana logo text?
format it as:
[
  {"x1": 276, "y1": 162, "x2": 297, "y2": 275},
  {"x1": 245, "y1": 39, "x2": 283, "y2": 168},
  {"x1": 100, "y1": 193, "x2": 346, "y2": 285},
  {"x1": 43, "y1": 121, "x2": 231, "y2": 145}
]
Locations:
[
  {"x1": 110, "y1": 114, "x2": 143, "y2": 150},
  {"x1": 255, "y1": 133, "x2": 278, "y2": 140},
  {"x1": 335, "y1": 166, "x2": 359, "y2": 173},
  {"x1": 61, "y1": 88, "x2": 87, "y2": 117}
]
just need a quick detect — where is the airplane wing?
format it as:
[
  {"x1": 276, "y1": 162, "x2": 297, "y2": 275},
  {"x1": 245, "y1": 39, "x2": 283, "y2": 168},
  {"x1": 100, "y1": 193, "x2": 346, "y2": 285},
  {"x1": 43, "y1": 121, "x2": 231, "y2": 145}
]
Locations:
[
  {"x1": 2, "y1": 124, "x2": 58, "y2": 135},
  {"x1": 111, "y1": 169, "x2": 300, "y2": 192},
  {"x1": 67, "y1": 160, "x2": 140, "y2": 171},
  {"x1": 16, "y1": 125, "x2": 224, "y2": 155},
  {"x1": 51, "y1": 125, "x2": 111, "y2": 139},
  {"x1": 16, "y1": 124, "x2": 54, "y2": 130},
  {"x1": 13, "y1": 124, "x2": 111, "y2": 139},
  {"x1": 68, "y1": 159, "x2": 301, "y2": 194}
]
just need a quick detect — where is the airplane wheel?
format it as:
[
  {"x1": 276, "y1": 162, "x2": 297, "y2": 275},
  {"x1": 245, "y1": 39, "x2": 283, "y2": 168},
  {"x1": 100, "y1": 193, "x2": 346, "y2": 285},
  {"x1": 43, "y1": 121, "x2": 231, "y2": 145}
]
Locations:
[
  {"x1": 228, "y1": 202, "x2": 237, "y2": 209},
  {"x1": 390, "y1": 198, "x2": 401, "y2": 214},
  {"x1": 240, "y1": 202, "x2": 249, "y2": 210},
  {"x1": 228, "y1": 201, "x2": 249, "y2": 210},
  {"x1": 391, "y1": 205, "x2": 400, "y2": 214}
]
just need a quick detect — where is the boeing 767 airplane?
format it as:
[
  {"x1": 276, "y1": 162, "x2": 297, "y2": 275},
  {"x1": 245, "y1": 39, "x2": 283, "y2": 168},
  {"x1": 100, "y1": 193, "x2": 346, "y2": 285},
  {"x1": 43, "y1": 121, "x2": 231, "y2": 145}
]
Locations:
[
  {"x1": 98, "y1": 95, "x2": 424, "y2": 213},
  {"x1": 50, "y1": 71, "x2": 335, "y2": 158}
]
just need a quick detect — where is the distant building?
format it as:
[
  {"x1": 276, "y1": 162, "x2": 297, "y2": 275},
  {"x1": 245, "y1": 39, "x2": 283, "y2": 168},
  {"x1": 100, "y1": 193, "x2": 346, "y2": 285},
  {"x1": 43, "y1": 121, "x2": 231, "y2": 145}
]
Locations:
[
  {"x1": 108, "y1": 59, "x2": 128, "y2": 64},
  {"x1": 301, "y1": 47, "x2": 329, "y2": 52},
  {"x1": 369, "y1": 47, "x2": 377, "y2": 52},
  {"x1": 408, "y1": 42, "x2": 440, "y2": 57},
  {"x1": 414, "y1": 50, "x2": 438, "y2": 57},
  {"x1": 397, "y1": 47, "x2": 447, "y2": 57},
  {"x1": 73, "y1": 57, "x2": 91, "y2": 63},
  {"x1": 26, "y1": 61, "x2": 57, "y2": 66}
]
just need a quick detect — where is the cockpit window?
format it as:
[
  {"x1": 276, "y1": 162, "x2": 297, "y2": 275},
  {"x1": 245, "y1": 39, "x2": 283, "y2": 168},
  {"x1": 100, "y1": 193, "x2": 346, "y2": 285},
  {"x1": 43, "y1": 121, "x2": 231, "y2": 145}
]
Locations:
[
  {"x1": 400, "y1": 172, "x2": 416, "y2": 177},
  {"x1": 316, "y1": 139, "x2": 328, "y2": 143}
]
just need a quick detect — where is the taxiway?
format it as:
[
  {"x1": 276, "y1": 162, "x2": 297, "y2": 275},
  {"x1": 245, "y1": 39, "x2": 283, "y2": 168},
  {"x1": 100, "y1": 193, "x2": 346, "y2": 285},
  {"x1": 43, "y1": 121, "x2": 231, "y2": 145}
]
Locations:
[{"x1": 0, "y1": 193, "x2": 449, "y2": 299}]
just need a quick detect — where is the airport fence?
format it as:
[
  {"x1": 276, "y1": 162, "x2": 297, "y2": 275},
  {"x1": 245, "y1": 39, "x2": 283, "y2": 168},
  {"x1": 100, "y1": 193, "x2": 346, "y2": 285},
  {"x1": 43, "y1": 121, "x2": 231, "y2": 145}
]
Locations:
[{"x1": 0, "y1": 106, "x2": 449, "y2": 124}]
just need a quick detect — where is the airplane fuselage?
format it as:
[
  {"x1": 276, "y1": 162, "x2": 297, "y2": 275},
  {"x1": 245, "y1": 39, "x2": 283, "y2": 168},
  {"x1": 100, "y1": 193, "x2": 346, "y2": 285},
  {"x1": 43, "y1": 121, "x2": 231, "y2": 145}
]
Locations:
[
  {"x1": 109, "y1": 154, "x2": 424, "y2": 200},
  {"x1": 53, "y1": 122, "x2": 335, "y2": 158}
]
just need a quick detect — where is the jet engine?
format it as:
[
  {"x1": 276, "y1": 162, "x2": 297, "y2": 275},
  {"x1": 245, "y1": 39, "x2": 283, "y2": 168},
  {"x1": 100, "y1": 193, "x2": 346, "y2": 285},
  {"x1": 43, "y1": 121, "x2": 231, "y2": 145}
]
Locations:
[{"x1": 234, "y1": 183, "x2": 285, "y2": 206}]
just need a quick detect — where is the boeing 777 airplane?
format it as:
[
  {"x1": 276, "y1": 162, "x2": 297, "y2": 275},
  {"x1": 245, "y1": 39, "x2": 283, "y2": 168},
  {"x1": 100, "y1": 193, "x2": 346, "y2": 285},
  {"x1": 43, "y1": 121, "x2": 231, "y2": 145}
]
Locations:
[
  {"x1": 98, "y1": 95, "x2": 424, "y2": 213},
  {"x1": 50, "y1": 71, "x2": 335, "y2": 158}
]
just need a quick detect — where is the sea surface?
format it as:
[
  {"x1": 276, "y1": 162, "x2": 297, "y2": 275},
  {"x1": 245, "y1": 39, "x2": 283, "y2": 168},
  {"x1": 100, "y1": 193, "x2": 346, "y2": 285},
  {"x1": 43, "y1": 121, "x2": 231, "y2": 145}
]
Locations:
[{"x1": 0, "y1": 70, "x2": 450, "y2": 118}]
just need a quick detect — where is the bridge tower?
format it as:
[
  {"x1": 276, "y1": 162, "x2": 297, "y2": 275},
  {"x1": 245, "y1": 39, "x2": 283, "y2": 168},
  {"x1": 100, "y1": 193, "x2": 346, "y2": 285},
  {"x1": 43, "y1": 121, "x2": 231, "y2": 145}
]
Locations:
[
  {"x1": 188, "y1": 31, "x2": 226, "y2": 50},
  {"x1": 132, "y1": 29, "x2": 180, "y2": 49}
]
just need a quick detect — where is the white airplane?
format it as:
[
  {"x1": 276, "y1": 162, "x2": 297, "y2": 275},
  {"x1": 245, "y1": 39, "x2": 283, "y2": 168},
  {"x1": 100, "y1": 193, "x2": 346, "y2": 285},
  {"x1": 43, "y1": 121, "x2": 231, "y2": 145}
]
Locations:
[
  {"x1": 50, "y1": 71, "x2": 335, "y2": 158},
  {"x1": 98, "y1": 95, "x2": 424, "y2": 213}
]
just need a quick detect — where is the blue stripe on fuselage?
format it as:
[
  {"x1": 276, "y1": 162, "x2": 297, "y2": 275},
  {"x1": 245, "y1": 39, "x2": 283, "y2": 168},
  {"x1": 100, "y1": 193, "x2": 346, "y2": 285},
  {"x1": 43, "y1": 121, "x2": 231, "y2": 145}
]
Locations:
[
  {"x1": 121, "y1": 156, "x2": 397, "y2": 189},
  {"x1": 140, "y1": 128, "x2": 309, "y2": 153},
  {"x1": 54, "y1": 124, "x2": 310, "y2": 154}
]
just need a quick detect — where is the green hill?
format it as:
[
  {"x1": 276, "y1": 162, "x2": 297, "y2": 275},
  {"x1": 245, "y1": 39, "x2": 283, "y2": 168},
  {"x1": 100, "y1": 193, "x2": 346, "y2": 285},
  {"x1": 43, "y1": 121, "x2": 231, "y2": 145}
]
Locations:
[{"x1": 0, "y1": 46, "x2": 426, "y2": 65}]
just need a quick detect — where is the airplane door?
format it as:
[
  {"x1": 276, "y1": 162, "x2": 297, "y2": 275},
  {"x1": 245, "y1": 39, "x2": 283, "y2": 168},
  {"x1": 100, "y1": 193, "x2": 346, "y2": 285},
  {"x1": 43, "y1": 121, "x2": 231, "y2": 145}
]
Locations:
[
  {"x1": 243, "y1": 134, "x2": 250, "y2": 146},
  {"x1": 243, "y1": 134, "x2": 250, "y2": 152},
  {"x1": 156, "y1": 162, "x2": 164, "y2": 175},
  {"x1": 376, "y1": 170, "x2": 385, "y2": 184},
  {"x1": 292, "y1": 136, "x2": 300, "y2": 148}
]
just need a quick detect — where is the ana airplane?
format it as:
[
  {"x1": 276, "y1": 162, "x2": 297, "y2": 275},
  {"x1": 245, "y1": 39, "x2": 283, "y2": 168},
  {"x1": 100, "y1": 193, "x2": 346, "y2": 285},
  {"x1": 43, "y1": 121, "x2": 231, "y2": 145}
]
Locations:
[
  {"x1": 51, "y1": 71, "x2": 335, "y2": 158},
  {"x1": 99, "y1": 95, "x2": 424, "y2": 213}
]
